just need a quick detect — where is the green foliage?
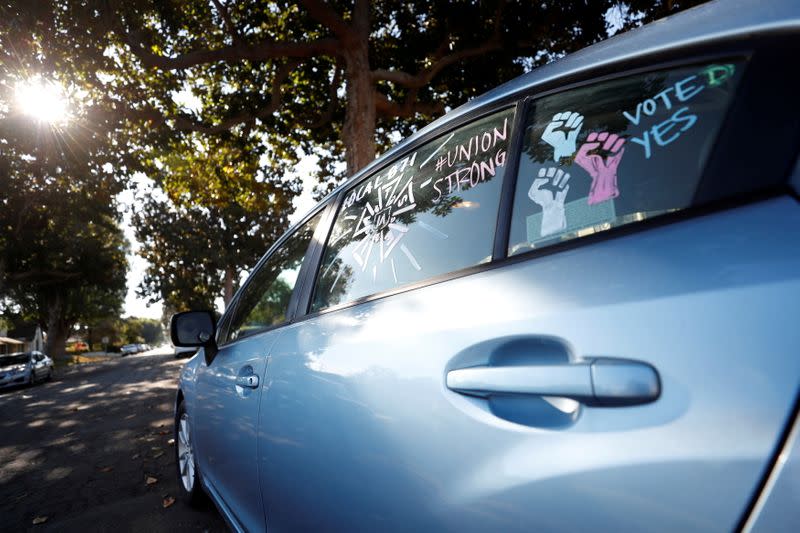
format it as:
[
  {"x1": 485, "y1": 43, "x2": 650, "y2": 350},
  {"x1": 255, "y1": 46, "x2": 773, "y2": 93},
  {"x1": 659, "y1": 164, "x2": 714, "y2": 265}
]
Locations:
[
  {"x1": 120, "y1": 317, "x2": 164, "y2": 345},
  {"x1": 0, "y1": 4, "x2": 133, "y2": 356},
  {"x1": 132, "y1": 181, "x2": 294, "y2": 313}
]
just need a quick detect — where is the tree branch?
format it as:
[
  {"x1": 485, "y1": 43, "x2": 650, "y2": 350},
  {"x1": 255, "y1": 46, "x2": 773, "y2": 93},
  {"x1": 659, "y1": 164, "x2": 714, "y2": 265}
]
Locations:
[
  {"x1": 125, "y1": 60, "x2": 300, "y2": 134},
  {"x1": 374, "y1": 92, "x2": 444, "y2": 119},
  {"x1": 352, "y1": 0, "x2": 371, "y2": 38},
  {"x1": 125, "y1": 31, "x2": 338, "y2": 70},
  {"x1": 371, "y1": 1, "x2": 507, "y2": 89},
  {"x1": 210, "y1": 0, "x2": 241, "y2": 44},
  {"x1": 308, "y1": 62, "x2": 343, "y2": 129},
  {"x1": 371, "y1": 39, "x2": 502, "y2": 89},
  {"x1": 7, "y1": 270, "x2": 83, "y2": 283},
  {"x1": 298, "y1": 0, "x2": 353, "y2": 42},
  {"x1": 176, "y1": 59, "x2": 300, "y2": 133}
]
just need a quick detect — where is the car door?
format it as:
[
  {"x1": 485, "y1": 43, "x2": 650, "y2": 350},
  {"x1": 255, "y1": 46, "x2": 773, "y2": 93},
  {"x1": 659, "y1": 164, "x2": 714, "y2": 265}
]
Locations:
[
  {"x1": 31, "y1": 352, "x2": 45, "y2": 380},
  {"x1": 256, "y1": 55, "x2": 800, "y2": 531},
  {"x1": 192, "y1": 209, "x2": 324, "y2": 532}
]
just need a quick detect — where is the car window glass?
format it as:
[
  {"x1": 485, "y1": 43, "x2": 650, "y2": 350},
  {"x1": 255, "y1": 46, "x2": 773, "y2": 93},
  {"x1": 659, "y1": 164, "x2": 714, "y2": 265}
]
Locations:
[
  {"x1": 226, "y1": 212, "x2": 322, "y2": 342},
  {"x1": 312, "y1": 108, "x2": 515, "y2": 311},
  {"x1": 508, "y1": 61, "x2": 742, "y2": 255}
]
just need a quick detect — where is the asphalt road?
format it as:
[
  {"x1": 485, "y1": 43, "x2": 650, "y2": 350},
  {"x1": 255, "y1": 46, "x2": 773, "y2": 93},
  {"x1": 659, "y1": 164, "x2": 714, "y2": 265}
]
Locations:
[{"x1": 0, "y1": 350, "x2": 227, "y2": 532}]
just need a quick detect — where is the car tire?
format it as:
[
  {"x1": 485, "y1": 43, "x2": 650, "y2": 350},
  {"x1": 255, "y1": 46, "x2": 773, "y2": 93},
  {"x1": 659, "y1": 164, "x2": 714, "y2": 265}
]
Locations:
[{"x1": 175, "y1": 400, "x2": 207, "y2": 507}]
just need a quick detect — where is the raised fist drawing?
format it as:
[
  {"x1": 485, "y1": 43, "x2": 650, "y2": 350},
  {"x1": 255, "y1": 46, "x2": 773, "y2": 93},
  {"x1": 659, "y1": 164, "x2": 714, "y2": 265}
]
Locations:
[
  {"x1": 528, "y1": 167, "x2": 570, "y2": 237},
  {"x1": 542, "y1": 111, "x2": 584, "y2": 161},
  {"x1": 575, "y1": 132, "x2": 626, "y2": 205}
]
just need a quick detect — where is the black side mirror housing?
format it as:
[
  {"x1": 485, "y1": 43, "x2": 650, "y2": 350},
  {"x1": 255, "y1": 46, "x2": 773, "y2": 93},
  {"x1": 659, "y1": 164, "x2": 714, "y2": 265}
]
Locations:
[{"x1": 170, "y1": 310, "x2": 218, "y2": 365}]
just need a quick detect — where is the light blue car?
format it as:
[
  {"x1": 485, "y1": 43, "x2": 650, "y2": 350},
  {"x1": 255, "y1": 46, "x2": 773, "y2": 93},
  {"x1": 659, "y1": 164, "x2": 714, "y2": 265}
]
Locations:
[{"x1": 171, "y1": 1, "x2": 800, "y2": 530}]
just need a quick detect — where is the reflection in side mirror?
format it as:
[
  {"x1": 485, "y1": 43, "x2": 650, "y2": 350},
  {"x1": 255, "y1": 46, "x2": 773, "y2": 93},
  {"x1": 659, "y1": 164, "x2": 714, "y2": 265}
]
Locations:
[
  {"x1": 171, "y1": 311, "x2": 216, "y2": 347},
  {"x1": 171, "y1": 310, "x2": 219, "y2": 365}
]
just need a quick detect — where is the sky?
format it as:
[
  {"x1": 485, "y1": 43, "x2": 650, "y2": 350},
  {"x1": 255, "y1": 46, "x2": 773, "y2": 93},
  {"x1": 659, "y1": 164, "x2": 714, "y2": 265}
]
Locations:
[{"x1": 119, "y1": 158, "x2": 319, "y2": 320}]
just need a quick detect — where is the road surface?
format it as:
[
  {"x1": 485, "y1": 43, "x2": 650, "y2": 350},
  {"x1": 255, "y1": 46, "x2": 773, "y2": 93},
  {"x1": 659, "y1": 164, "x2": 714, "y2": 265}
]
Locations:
[{"x1": 0, "y1": 349, "x2": 227, "y2": 532}]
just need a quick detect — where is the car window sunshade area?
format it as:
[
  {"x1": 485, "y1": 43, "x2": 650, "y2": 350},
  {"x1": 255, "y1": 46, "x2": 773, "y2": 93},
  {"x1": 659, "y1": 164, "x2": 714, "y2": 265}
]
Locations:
[{"x1": 508, "y1": 61, "x2": 743, "y2": 256}]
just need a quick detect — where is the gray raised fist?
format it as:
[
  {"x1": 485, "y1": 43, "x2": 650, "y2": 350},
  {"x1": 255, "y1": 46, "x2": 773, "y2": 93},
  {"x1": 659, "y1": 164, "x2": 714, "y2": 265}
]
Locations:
[{"x1": 528, "y1": 167, "x2": 570, "y2": 237}]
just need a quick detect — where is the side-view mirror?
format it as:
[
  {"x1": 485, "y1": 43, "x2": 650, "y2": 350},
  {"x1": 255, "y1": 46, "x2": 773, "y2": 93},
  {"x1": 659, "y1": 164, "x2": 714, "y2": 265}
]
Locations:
[{"x1": 170, "y1": 310, "x2": 218, "y2": 365}]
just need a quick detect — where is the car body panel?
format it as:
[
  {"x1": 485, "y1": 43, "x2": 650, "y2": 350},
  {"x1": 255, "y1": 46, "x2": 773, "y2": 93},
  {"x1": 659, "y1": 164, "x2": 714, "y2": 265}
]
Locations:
[
  {"x1": 256, "y1": 197, "x2": 800, "y2": 531},
  {"x1": 193, "y1": 331, "x2": 281, "y2": 532},
  {"x1": 745, "y1": 407, "x2": 800, "y2": 532}
]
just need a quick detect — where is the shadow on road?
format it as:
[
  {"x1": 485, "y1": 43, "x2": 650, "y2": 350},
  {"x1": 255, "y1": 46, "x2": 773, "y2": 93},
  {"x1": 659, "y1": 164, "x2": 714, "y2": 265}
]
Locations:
[{"x1": 0, "y1": 352, "x2": 227, "y2": 532}]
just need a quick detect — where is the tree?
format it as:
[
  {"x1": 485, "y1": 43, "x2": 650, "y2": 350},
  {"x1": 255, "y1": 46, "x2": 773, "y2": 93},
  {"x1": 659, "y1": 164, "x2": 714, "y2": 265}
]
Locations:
[
  {"x1": 119, "y1": 317, "x2": 164, "y2": 345},
  {"x1": 133, "y1": 174, "x2": 295, "y2": 312},
  {"x1": 0, "y1": 11, "x2": 132, "y2": 357},
  {"x1": 0, "y1": 171, "x2": 129, "y2": 356},
  {"x1": 9, "y1": 1, "x2": 706, "y2": 185}
]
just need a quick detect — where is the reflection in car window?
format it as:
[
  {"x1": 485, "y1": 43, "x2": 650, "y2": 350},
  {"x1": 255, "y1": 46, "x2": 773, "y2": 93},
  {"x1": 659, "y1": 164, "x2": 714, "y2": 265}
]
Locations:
[
  {"x1": 312, "y1": 108, "x2": 515, "y2": 311},
  {"x1": 226, "y1": 212, "x2": 321, "y2": 342},
  {"x1": 508, "y1": 61, "x2": 743, "y2": 255}
]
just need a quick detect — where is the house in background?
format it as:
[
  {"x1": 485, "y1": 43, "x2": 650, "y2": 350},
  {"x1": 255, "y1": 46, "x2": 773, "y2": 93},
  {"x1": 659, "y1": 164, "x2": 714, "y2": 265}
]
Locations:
[
  {"x1": 0, "y1": 335, "x2": 24, "y2": 356},
  {"x1": 0, "y1": 323, "x2": 45, "y2": 354}
]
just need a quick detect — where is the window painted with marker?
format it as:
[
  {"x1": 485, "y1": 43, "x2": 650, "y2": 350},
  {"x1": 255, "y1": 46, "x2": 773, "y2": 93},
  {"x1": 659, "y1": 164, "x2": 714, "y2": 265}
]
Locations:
[
  {"x1": 508, "y1": 61, "x2": 743, "y2": 256},
  {"x1": 312, "y1": 108, "x2": 515, "y2": 311}
]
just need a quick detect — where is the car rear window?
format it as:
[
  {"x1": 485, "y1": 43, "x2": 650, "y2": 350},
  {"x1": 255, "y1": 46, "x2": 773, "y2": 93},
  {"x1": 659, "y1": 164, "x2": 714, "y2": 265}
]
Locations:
[
  {"x1": 508, "y1": 61, "x2": 743, "y2": 256},
  {"x1": 312, "y1": 107, "x2": 515, "y2": 311}
]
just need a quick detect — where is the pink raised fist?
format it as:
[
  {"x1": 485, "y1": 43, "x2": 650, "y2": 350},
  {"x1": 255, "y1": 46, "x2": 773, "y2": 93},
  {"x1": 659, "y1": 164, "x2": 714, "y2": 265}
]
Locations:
[{"x1": 575, "y1": 132, "x2": 626, "y2": 205}]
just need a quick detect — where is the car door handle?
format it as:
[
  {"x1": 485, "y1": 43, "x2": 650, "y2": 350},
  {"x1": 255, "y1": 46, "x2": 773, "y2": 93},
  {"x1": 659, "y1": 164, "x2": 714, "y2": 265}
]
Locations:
[
  {"x1": 446, "y1": 359, "x2": 660, "y2": 406},
  {"x1": 235, "y1": 375, "x2": 259, "y2": 389}
]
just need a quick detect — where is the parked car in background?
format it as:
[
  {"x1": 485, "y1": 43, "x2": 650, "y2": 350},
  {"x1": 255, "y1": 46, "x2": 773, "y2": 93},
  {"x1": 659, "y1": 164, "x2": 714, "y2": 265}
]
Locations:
[
  {"x1": 0, "y1": 351, "x2": 53, "y2": 389},
  {"x1": 171, "y1": 1, "x2": 800, "y2": 531},
  {"x1": 120, "y1": 344, "x2": 139, "y2": 356}
]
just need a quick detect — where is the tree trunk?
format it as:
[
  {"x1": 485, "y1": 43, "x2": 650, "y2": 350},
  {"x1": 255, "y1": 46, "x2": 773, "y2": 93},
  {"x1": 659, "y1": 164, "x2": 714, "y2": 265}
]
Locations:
[
  {"x1": 44, "y1": 293, "x2": 71, "y2": 357},
  {"x1": 342, "y1": 30, "x2": 376, "y2": 175},
  {"x1": 223, "y1": 266, "x2": 236, "y2": 308}
]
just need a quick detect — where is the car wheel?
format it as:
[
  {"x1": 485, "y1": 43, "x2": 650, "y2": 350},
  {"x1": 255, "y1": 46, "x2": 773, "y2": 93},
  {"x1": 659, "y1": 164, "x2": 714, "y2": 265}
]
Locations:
[{"x1": 175, "y1": 400, "x2": 207, "y2": 507}]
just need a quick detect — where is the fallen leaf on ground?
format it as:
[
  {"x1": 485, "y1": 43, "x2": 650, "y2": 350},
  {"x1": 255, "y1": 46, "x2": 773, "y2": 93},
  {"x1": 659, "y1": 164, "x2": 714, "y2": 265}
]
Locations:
[
  {"x1": 158, "y1": 430, "x2": 169, "y2": 435},
  {"x1": 146, "y1": 476, "x2": 158, "y2": 485},
  {"x1": 131, "y1": 454, "x2": 140, "y2": 460},
  {"x1": 167, "y1": 438, "x2": 175, "y2": 446},
  {"x1": 98, "y1": 466, "x2": 113, "y2": 473},
  {"x1": 32, "y1": 516, "x2": 48, "y2": 525},
  {"x1": 162, "y1": 496, "x2": 175, "y2": 508}
]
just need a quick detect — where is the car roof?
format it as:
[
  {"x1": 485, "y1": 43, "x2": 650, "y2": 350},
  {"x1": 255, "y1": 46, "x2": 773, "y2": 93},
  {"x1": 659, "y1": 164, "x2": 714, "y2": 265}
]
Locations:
[{"x1": 299, "y1": 0, "x2": 799, "y2": 222}]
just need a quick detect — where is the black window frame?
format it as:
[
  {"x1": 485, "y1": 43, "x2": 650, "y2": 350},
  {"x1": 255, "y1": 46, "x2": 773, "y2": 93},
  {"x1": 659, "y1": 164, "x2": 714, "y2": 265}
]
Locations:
[{"x1": 227, "y1": 32, "x2": 800, "y2": 330}]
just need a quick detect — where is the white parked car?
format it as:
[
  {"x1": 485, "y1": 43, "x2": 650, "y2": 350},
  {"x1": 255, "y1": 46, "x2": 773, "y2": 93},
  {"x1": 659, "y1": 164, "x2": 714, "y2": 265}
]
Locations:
[
  {"x1": 120, "y1": 344, "x2": 139, "y2": 356},
  {"x1": 0, "y1": 351, "x2": 53, "y2": 389}
]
